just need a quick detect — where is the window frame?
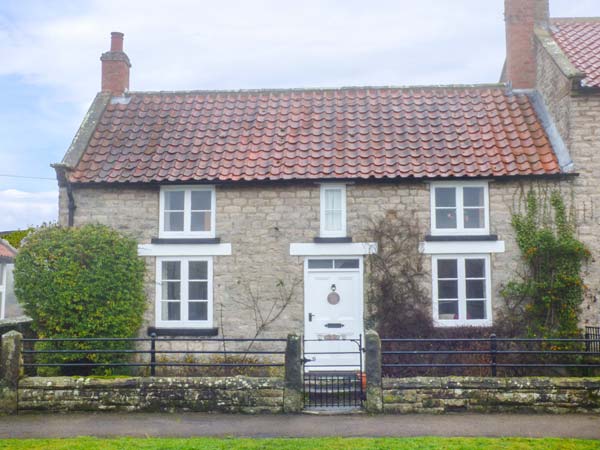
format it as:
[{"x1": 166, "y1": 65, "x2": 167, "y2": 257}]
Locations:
[
  {"x1": 0, "y1": 263, "x2": 5, "y2": 320},
  {"x1": 155, "y1": 256, "x2": 213, "y2": 328},
  {"x1": 431, "y1": 254, "x2": 492, "y2": 327},
  {"x1": 430, "y1": 181, "x2": 489, "y2": 236},
  {"x1": 159, "y1": 185, "x2": 216, "y2": 238},
  {"x1": 319, "y1": 184, "x2": 347, "y2": 238},
  {"x1": 306, "y1": 257, "x2": 362, "y2": 272}
]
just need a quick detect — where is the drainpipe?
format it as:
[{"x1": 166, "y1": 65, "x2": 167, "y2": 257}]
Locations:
[
  {"x1": 51, "y1": 163, "x2": 76, "y2": 227},
  {"x1": 65, "y1": 179, "x2": 76, "y2": 227}
]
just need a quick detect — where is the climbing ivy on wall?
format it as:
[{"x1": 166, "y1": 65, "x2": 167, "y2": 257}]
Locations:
[{"x1": 500, "y1": 190, "x2": 590, "y2": 338}]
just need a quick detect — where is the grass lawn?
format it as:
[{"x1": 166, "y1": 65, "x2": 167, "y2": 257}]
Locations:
[{"x1": 0, "y1": 437, "x2": 599, "y2": 450}]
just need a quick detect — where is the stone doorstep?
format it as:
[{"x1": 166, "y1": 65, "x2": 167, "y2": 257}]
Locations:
[{"x1": 302, "y1": 407, "x2": 365, "y2": 415}]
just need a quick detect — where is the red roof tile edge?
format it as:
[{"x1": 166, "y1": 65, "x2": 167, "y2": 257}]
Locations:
[
  {"x1": 550, "y1": 18, "x2": 600, "y2": 88},
  {"x1": 0, "y1": 239, "x2": 17, "y2": 261}
]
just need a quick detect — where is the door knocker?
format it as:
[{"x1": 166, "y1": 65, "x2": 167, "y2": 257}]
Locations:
[{"x1": 327, "y1": 283, "x2": 340, "y2": 305}]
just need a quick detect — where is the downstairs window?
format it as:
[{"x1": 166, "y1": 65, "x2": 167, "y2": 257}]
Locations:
[
  {"x1": 155, "y1": 257, "x2": 213, "y2": 328},
  {"x1": 432, "y1": 254, "x2": 492, "y2": 327}
]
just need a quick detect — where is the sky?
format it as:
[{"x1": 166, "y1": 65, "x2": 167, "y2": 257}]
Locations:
[{"x1": 0, "y1": 0, "x2": 598, "y2": 231}]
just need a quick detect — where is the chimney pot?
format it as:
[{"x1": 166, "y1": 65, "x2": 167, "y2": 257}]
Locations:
[{"x1": 110, "y1": 31, "x2": 124, "y2": 52}]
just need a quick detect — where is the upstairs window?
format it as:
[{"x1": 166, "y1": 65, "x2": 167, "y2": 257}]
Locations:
[
  {"x1": 160, "y1": 186, "x2": 215, "y2": 238},
  {"x1": 320, "y1": 184, "x2": 347, "y2": 238},
  {"x1": 431, "y1": 182, "x2": 489, "y2": 235}
]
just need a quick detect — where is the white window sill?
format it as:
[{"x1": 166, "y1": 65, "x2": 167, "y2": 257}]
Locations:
[
  {"x1": 138, "y1": 243, "x2": 232, "y2": 256},
  {"x1": 154, "y1": 322, "x2": 214, "y2": 329},
  {"x1": 433, "y1": 319, "x2": 493, "y2": 328},
  {"x1": 420, "y1": 240, "x2": 504, "y2": 254},
  {"x1": 290, "y1": 242, "x2": 377, "y2": 256},
  {"x1": 158, "y1": 233, "x2": 216, "y2": 239},
  {"x1": 430, "y1": 230, "x2": 490, "y2": 236}
]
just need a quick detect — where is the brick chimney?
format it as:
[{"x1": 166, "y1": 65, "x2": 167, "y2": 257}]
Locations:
[
  {"x1": 504, "y1": 0, "x2": 549, "y2": 89},
  {"x1": 100, "y1": 32, "x2": 131, "y2": 96}
]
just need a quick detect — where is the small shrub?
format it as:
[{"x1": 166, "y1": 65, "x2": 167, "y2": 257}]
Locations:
[{"x1": 14, "y1": 224, "x2": 146, "y2": 375}]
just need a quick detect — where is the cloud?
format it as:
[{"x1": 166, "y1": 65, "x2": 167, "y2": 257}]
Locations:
[
  {"x1": 0, "y1": 189, "x2": 58, "y2": 230},
  {"x1": 0, "y1": 0, "x2": 509, "y2": 102},
  {"x1": 0, "y1": 0, "x2": 598, "y2": 200}
]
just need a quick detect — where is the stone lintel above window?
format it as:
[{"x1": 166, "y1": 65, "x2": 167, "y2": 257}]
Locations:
[
  {"x1": 138, "y1": 243, "x2": 231, "y2": 257},
  {"x1": 420, "y1": 240, "x2": 505, "y2": 255}
]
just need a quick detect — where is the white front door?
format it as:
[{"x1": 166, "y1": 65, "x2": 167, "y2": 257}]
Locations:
[{"x1": 304, "y1": 257, "x2": 364, "y2": 371}]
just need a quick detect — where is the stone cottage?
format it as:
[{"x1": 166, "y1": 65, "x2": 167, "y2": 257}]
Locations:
[{"x1": 53, "y1": 0, "x2": 600, "y2": 367}]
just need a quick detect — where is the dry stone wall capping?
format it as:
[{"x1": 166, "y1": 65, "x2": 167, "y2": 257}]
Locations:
[{"x1": 382, "y1": 376, "x2": 600, "y2": 414}]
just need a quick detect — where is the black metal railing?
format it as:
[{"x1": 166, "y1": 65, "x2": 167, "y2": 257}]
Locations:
[
  {"x1": 585, "y1": 327, "x2": 600, "y2": 353},
  {"x1": 381, "y1": 335, "x2": 600, "y2": 377},
  {"x1": 22, "y1": 335, "x2": 286, "y2": 376}
]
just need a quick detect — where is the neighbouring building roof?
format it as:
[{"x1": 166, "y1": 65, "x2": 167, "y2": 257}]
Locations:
[
  {"x1": 551, "y1": 19, "x2": 600, "y2": 88},
  {"x1": 65, "y1": 85, "x2": 561, "y2": 184},
  {"x1": 0, "y1": 240, "x2": 17, "y2": 263}
]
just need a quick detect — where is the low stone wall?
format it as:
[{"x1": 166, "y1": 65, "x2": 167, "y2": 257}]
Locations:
[
  {"x1": 383, "y1": 377, "x2": 600, "y2": 414},
  {"x1": 0, "y1": 383, "x2": 16, "y2": 414},
  {"x1": 18, "y1": 376, "x2": 284, "y2": 413}
]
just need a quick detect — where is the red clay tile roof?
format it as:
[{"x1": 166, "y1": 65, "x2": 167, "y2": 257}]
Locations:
[
  {"x1": 551, "y1": 19, "x2": 600, "y2": 88},
  {"x1": 0, "y1": 240, "x2": 16, "y2": 262},
  {"x1": 68, "y1": 86, "x2": 561, "y2": 183}
]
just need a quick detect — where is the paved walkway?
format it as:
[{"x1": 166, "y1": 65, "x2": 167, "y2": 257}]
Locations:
[{"x1": 1, "y1": 413, "x2": 600, "y2": 439}]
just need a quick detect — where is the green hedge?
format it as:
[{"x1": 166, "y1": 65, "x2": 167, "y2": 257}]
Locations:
[{"x1": 13, "y1": 224, "x2": 146, "y2": 375}]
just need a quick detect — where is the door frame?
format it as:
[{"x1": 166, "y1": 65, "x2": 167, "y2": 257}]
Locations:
[{"x1": 303, "y1": 256, "x2": 365, "y2": 342}]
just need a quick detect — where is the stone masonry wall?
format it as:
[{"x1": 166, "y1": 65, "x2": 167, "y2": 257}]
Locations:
[
  {"x1": 17, "y1": 376, "x2": 283, "y2": 413},
  {"x1": 535, "y1": 40, "x2": 600, "y2": 327},
  {"x1": 62, "y1": 182, "x2": 430, "y2": 339},
  {"x1": 60, "y1": 175, "x2": 599, "y2": 339},
  {"x1": 568, "y1": 95, "x2": 600, "y2": 326},
  {"x1": 383, "y1": 376, "x2": 600, "y2": 414},
  {"x1": 535, "y1": 37, "x2": 572, "y2": 142}
]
